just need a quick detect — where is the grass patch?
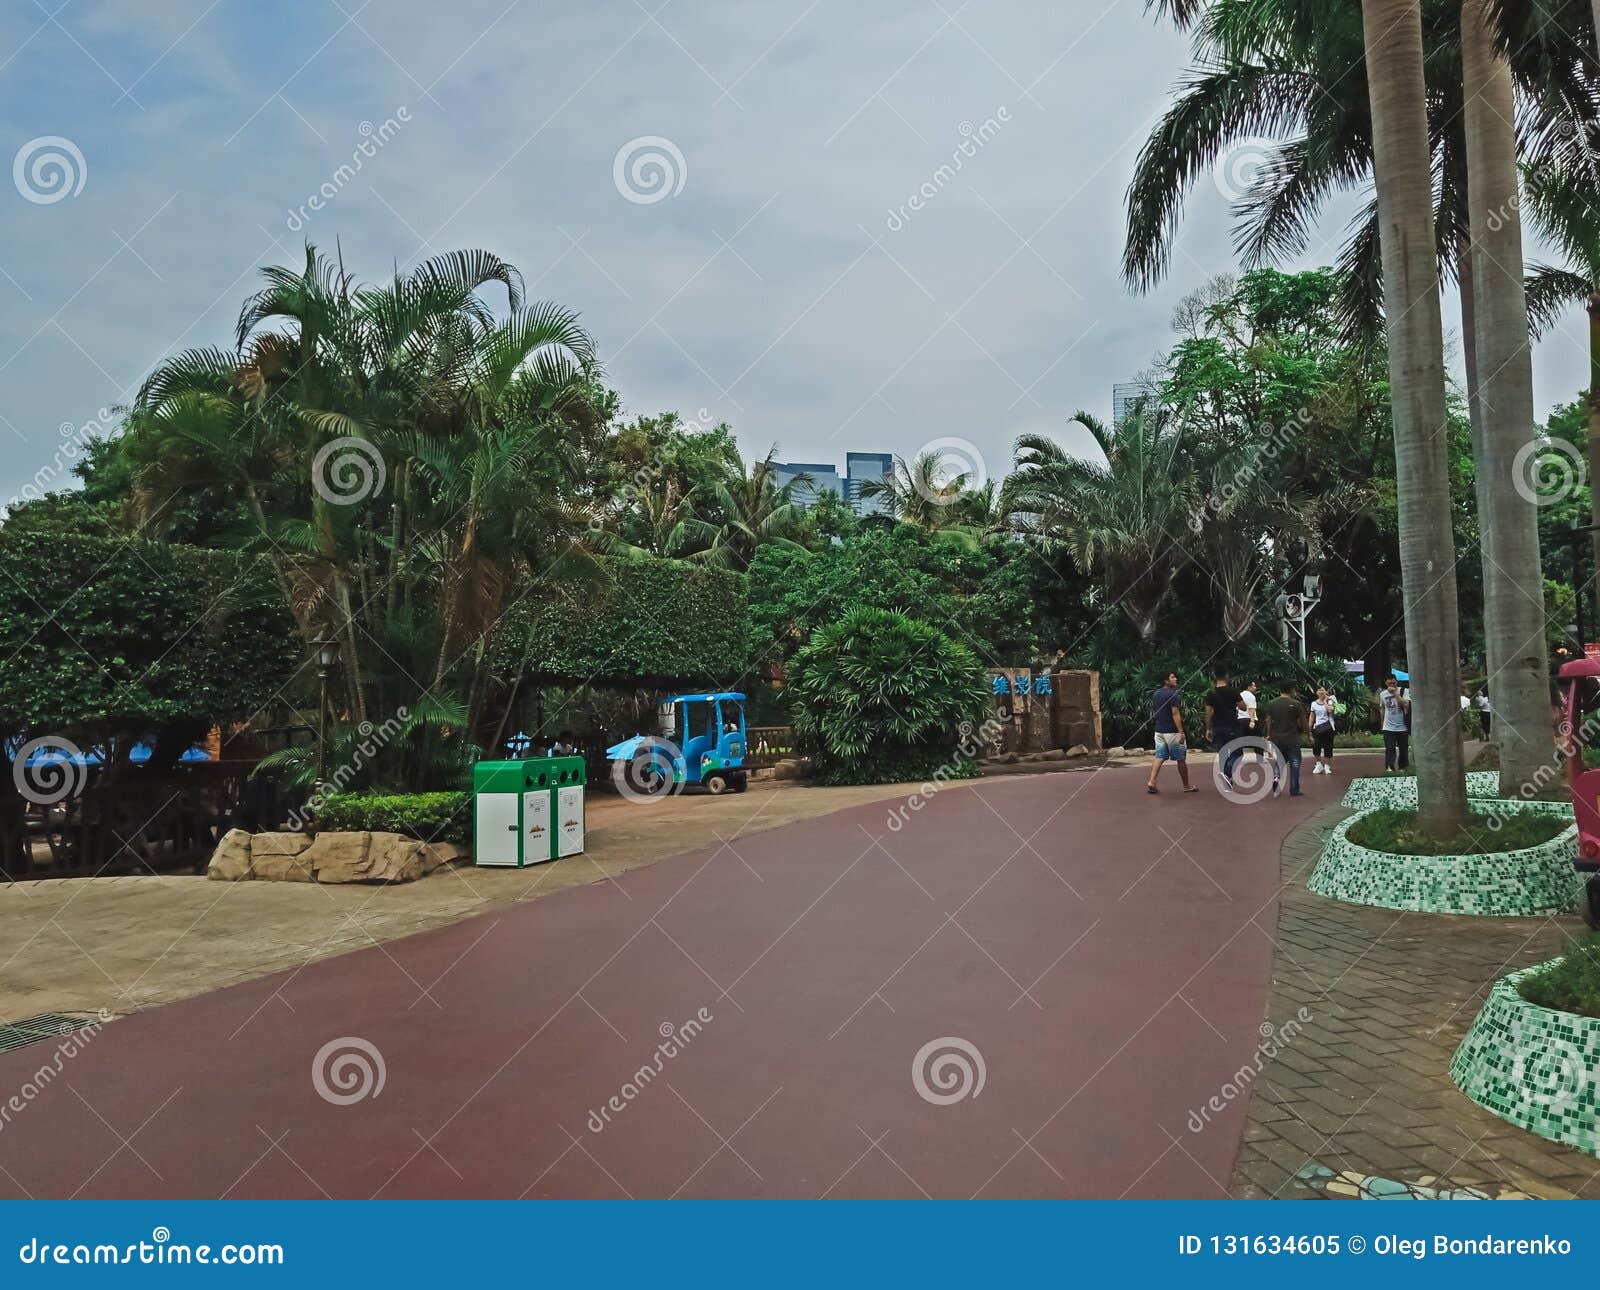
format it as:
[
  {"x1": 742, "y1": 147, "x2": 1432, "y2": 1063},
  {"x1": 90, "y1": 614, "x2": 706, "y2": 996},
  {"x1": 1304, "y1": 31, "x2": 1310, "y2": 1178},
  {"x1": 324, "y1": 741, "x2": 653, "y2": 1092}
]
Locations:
[
  {"x1": 1345, "y1": 807, "x2": 1569, "y2": 857},
  {"x1": 1519, "y1": 934, "x2": 1600, "y2": 1020}
]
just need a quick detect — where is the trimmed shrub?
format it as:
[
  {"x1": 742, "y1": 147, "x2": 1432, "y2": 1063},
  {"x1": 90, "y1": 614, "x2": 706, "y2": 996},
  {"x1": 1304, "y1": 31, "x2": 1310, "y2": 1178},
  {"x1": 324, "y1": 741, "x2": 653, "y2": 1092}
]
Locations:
[
  {"x1": 492, "y1": 559, "x2": 748, "y2": 688},
  {"x1": 314, "y1": 791, "x2": 470, "y2": 844},
  {"x1": 0, "y1": 530, "x2": 297, "y2": 736},
  {"x1": 786, "y1": 607, "x2": 987, "y2": 786}
]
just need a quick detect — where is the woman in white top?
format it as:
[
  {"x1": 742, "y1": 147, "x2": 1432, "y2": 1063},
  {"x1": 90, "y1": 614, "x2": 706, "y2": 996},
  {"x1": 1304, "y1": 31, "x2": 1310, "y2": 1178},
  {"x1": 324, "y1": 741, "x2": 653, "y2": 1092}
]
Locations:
[{"x1": 1309, "y1": 686, "x2": 1338, "y2": 774}]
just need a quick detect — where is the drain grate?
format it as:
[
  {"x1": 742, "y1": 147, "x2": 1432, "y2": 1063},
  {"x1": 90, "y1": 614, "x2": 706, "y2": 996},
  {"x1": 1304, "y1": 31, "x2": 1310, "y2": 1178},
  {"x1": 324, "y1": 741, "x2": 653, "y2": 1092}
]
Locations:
[{"x1": 0, "y1": 1014, "x2": 98, "y2": 1054}]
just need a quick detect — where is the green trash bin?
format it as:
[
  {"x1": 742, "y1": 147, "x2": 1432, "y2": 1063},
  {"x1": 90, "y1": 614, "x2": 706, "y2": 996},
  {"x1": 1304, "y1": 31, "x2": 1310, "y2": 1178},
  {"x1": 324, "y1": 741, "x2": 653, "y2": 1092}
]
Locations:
[{"x1": 473, "y1": 756, "x2": 585, "y2": 867}]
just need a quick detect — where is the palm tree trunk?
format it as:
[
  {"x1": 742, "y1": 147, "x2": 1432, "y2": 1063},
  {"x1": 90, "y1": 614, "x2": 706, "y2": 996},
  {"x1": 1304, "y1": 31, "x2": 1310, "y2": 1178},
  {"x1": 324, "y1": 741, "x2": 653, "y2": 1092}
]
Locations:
[
  {"x1": 1361, "y1": 0, "x2": 1470, "y2": 834},
  {"x1": 1463, "y1": 0, "x2": 1552, "y2": 796}
]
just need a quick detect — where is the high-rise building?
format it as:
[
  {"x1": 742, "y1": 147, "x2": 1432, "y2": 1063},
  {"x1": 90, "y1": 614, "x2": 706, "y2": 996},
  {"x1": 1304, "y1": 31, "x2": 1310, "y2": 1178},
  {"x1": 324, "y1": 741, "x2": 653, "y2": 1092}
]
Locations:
[
  {"x1": 773, "y1": 453, "x2": 892, "y2": 515},
  {"x1": 773, "y1": 461, "x2": 844, "y2": 506},
  {"x1": 1112, "y1": 379, "x2": 1158, "y2": 426},
  {"x1": 845, "y1": 451, "x2": 894, "y2": 517}
]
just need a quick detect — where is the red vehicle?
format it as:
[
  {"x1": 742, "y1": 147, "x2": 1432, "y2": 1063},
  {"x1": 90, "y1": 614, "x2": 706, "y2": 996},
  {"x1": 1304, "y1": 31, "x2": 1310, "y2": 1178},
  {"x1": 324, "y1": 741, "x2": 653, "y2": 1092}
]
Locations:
[{"x1": 1557, "y1": 650, "x2": 1600, "y2": 927}]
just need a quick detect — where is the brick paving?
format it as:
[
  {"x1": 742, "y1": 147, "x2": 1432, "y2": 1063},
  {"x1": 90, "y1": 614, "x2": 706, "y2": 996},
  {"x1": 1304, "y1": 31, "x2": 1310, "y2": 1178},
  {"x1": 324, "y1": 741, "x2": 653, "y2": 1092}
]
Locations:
[{"x1": 1232, "y1": 801, "x2": 1600, "y2": 1200}]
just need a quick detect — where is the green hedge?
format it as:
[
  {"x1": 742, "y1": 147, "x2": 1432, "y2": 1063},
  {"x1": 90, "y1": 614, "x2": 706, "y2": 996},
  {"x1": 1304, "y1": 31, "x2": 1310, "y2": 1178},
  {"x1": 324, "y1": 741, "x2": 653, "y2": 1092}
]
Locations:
[
  {"x1": 314, "y1": 791, "x2": 470, "y2": 844},
  {"x1": 492, "y1": 559, "x2": 748, "y2": 687},
  {"x1": 0, "y1": 530, "x2": 297, "y2": 735}
]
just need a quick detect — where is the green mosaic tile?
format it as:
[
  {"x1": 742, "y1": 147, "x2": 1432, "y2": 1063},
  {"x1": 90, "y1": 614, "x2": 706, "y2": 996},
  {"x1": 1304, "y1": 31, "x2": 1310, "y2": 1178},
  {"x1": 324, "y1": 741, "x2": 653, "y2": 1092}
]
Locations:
[
  {"x1": 1307, "y1": 801, "x2": 1581, "y2": 916},
  {"x1": 1341, "y1": 772, "x2": 1570, "y2": 814},
  {"x1": 1452, "y1": 965, "x2": 1600, "y2": 1157}
]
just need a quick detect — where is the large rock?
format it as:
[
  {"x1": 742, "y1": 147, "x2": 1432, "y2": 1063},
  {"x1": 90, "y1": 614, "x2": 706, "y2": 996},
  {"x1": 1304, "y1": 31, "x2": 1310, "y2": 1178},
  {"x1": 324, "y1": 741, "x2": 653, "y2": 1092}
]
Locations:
[
  {"x1": 206, "y1": 829, "x2": 254, "y2": 882},
  {"x1": 311, "y1": 832, "x2": 465, "y2": 883},
  {"x1": 252, "y1": 831, "x2": 316, "y2": 882},
  {"x1": 421, "y1": 842, "x2": 466, "y2": 875},
  {"x1": 208, "y1": 829, "x2": 467, "y2": 884},
  {"x1": 304, "y1": 831, "x2": 374, "y2": 883}
]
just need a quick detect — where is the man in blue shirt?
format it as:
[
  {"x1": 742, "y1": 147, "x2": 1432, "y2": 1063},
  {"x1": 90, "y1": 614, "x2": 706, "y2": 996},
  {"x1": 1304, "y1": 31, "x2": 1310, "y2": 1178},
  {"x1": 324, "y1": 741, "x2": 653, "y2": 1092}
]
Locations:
[{"x1": 1146, "y1": 671, "x2": 1198, "y2": 794}]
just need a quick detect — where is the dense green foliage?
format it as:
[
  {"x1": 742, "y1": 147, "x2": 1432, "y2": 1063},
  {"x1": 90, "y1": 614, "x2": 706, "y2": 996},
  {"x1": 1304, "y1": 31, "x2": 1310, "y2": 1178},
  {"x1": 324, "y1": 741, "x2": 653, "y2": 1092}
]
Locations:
[
  {"x1": 1346, "y1": 807, "x2": 1569, "y2": 857},
  {"x1": 746, "y1": 527, "x2": 1053, "y2": 669},
  {"x1": 0, "y1": 531, "x2": 296, "y2": 743},
  {"x1": 492, "y1": 561, "x2": 749, "y2": 687},
  {"x1": 313, "y1": 790, "x2": 470, "y2": 844},
  {"x1": 786, "y1": 608, "x2": 988, "y2": 785},
  {"x1": 1518, "y1": 935, "x2": 1600, "y2": 1020}
]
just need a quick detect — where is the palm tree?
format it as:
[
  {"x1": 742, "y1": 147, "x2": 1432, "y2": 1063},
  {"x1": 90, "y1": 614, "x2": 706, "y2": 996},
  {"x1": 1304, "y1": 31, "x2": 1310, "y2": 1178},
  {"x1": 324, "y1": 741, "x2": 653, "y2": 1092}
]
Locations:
[
  {"x1": 129, "y1": 246, "x2": 600, "y2": 788},
  {"x1": 1461, "y1": 0, "x2": 1552, "y2": 795},
  {"x1": 1007, "y1": 409, "x2": 1198, "y2": 648},
  {"x1": 1361, "y1": 0, "x2": 1469, "y2": 833},
  {"x1": 1524, "y1": 163, "x2": 1600, "y2": 578},
  {"x1": 694, "y1": 448, "x2": 808, "y2": 569},
  {"x1": 859, "y1": 450, "x2": 973, "y2": 528}
]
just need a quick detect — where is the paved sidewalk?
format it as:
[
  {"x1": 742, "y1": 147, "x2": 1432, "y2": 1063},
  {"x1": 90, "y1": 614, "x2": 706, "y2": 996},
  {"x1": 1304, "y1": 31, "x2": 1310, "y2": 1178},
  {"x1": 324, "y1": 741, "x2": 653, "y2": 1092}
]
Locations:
[{"x1": 1232, "y1": 802, "x2": 1599, "y2": 1200}]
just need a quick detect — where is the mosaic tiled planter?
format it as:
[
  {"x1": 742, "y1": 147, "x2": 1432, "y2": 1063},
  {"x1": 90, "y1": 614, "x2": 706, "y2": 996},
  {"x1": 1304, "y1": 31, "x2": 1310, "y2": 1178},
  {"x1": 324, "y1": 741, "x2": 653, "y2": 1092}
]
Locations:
[
  {"x1": 1307, "y1": 803, "x2": 1580, "y2": 916},
  {"x1": 1451, "y1": 965, "x2": 1600, "y2": 1157},
  {"x1": 1341, "y1": 771, "x2": 1520, "y2": 812}
]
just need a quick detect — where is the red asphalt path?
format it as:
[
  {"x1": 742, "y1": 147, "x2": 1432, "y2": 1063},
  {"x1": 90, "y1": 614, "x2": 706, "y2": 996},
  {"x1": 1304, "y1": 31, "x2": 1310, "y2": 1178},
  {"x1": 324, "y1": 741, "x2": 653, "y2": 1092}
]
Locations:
[{"x1": 0, "y1": 760, "x2": 1356, "y2": 1198}]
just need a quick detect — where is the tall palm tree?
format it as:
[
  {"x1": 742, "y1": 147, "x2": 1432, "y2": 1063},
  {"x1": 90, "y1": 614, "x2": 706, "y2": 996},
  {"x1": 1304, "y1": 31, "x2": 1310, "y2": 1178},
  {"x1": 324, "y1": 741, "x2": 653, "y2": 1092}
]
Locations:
[
  {"x1": 1524, "y1": 164, "x2": 1600, "y2": 577},
  {"x1": 1007, "y1": 409, "x2": 1198, "y2": 648},
  {"x1": 130, "y1": 246, "x2": 600, "y2": 787},
  {"x1": 1461, "y1": 0, "x2": 1552, "y2": 795},
  {"x1": 1361, "y1": 0, "x2": 1469, "y2": 833}
]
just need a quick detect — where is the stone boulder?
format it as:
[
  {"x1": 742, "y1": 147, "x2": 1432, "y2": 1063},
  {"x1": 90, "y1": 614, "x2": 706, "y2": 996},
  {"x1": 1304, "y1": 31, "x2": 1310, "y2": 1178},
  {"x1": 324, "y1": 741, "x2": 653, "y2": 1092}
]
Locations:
[
  {"x1": 1064, "y1": 743, "x2": 1091, "y2": 758},
  {"x1": 251, "y1": 831, "x2": 315, "y2": 882},
  {"x1": 311, "y1": 832, "x2": 468, "y2": 883},
  {"x1": 206, "y1": 828, "x2": 254, "y2": 882},
  {"x1": 205, "y1": 830, "x2": 470, "y2": 883}
]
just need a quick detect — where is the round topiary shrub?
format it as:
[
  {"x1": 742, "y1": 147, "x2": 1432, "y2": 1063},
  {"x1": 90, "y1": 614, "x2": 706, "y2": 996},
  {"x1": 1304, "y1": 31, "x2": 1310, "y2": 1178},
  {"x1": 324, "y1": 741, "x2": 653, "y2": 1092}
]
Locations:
[{"x1": 785, "y1": 607, "x2": 987, "y2": 786}]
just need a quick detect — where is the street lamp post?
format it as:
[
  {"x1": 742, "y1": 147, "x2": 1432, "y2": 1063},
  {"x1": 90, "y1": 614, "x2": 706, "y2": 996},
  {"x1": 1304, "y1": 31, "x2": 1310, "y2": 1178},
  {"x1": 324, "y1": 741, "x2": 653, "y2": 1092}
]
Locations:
[
  {"x1": 1277, "y1": 575, "x2": 1322, "y2": 662},
  {"x1": 312, "y1": 635, "x2": 339, "y2": 794}
]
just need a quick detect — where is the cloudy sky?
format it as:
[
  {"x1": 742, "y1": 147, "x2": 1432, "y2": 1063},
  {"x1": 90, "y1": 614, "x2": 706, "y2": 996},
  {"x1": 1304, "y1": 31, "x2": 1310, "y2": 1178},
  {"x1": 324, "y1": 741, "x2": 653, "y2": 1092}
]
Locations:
[{"x1": 0, "y1": 1, "x2": 1590, "y2": 506}]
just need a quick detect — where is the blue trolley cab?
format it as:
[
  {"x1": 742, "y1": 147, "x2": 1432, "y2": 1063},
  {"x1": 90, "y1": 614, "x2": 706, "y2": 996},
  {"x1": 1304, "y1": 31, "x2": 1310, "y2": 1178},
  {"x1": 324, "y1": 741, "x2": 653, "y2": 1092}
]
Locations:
[{"x1": 605, "y1": 692, "x2": 748, "y2": 797}]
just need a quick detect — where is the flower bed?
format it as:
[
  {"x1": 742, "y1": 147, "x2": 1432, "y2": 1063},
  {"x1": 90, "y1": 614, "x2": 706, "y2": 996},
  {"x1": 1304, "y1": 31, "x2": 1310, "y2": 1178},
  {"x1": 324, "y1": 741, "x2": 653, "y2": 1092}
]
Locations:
[
  {"x1": 1451, "y1": 964, "x2": 1600, "y2": 1156},
  {"x1": 1308, "y1": 803, "x2": 1580, "y2": 916}
]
